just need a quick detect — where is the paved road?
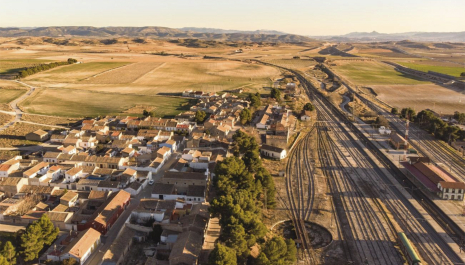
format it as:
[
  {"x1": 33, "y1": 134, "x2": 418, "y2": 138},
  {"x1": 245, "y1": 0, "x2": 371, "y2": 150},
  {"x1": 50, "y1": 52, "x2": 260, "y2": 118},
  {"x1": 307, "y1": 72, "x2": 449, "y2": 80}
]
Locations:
[{"x1": 84, "y1": 150, "x2": 182, "y2": 265}]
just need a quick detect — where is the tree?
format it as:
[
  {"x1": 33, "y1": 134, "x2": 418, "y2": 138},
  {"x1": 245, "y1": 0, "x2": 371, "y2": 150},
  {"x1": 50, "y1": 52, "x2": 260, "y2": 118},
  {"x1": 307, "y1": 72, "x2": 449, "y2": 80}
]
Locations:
[
  {"x1": 461, "y1": 72, "x2": 465, "y2": 77},
  {"x1": 249, "y1": 93, "x2": 261, "y2": 108},
  {"x1": 239, "y1": 109, "x2": 252, "y2": 125},
  {"x1": 270, "y1": 88, "x2": 281, "y2": 101},
  {"x1": 375, "y1": 116, "x2": 389, "y2": 128},
  {"x1": 149, "y1": 224, "x2": 163, "y2": 244},
  {"x1": 401, "y1": 108, "x2": 416, "y2": 121},
  {"x1": 21, "y1": 214, "x2": 59, "y2": 261},
  {"x1": 143, "y1": 110, "x2": 154, "y2": 117},
  {"x1": 255, "y1": 237, "x2": 297, "y2": 265},
  {"x1": 391, "y1": 108, "x2": 399, "y2": 115},
  {"x1": 67, "y1": 58, "x2": 77, "y2": 64},
  {"x1": 223, "y1": 223, "x2": 249, "y2": 263},
  {"x1": 195, "y1": 110, "x2": 207, "y2": 123},
  {"x1": 284, "y1": 94, "x2": 291, "y2": 101},
  {"x1": 0, "y1": 256, "x2": 9, "y2": 265},
  {"x1": 37, "y1": 214, "x2": 60, "y2": 246},
  {"x1": 454, "y1": 111, "x2": 465, "y2": 124},
  {"x1": 20, "y1": 222, "x2": 43, "y2": 261},
  {"x1": 1, "y1": 241, "x2": 16, "y2": 265},
  {"x1": 208, "y1": 244, "x2": 237, "y2": 265},
  {"x1": 303, "y1": 103, "x2": 314, "y2": 111}
]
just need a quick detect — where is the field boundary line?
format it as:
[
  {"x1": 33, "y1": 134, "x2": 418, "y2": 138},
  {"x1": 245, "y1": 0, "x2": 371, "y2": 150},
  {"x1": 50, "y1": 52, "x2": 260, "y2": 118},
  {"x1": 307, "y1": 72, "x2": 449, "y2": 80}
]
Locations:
[
  {"x1": 132, "y1": 62, "x2": 166, "y2": 83},
  {"x1": 81, "y1": 62, "x2": 134, "y2": 81}
]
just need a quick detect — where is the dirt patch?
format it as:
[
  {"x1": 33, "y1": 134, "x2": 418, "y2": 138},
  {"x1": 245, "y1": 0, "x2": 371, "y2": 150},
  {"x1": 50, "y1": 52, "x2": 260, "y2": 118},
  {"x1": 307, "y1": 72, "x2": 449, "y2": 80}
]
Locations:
[
  {"x1": 0, "y1": 113, "x2": 14, "y2": 126},
  {"x1": 21, "y1": 114, "x2": 80, "y2": 126},
  {"x1": 123, "y1": 105, "x2": 157, "y2": 115},
  {"x1": 0, "y1": 123, "x2": 55, "y2": 147}
]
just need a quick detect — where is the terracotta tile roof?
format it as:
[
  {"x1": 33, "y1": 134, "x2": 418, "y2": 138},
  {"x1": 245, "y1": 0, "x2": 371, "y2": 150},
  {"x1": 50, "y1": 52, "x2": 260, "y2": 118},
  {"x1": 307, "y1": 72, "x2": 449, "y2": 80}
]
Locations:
[
  {"x1": 439, "y1": 181, "x2": 465, "y2": 190},
  {"x1": 45, "y1": 211, "x2": 72, "y2": 222},
  {"x1": 0, "y1": 164, "x2": 11, "y2": 171},
  {"x1": 123, "y1": 168, "x2": 136, "y2": 176},
  {"x1": 52, "y1": 204, "x2": 69, "y2": 212},
  {"x1": 66, "y1": 167, "x2": 83, "y2": 176},
  {"x1": 62, "y1": 228, "x2": 101, "y2": 259},
  {"x1": 94, "y1": 190, "x2": 130, "y2": 226},
  {"x1": 24, "y1": 162, "x2": 49, "y2": 177},
  {"x1": 152, "y1": 183, "x2": 175, "y2": 195},
  {"x1": 169, "y1": 231, "x2": 203, "y2": 265},
  {"x1": 88, "y1": 190, "x2": 111, "y2": 200},
  {"x1": 60, "y1": 191, "x2": 78, "y2": 202}
]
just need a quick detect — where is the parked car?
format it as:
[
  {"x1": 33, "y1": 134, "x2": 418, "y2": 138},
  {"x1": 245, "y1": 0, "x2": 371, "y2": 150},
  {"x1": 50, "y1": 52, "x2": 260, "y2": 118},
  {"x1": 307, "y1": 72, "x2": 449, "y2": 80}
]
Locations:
[{"x1": 148, "y1": 180, "x2": 154, "y2": 185}]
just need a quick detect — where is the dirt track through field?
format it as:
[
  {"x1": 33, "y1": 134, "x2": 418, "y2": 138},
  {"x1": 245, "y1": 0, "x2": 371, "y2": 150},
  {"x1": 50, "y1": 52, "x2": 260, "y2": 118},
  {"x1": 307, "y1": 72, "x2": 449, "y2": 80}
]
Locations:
[{"x1": 82, "y1": 63, "x2": 134, "y2": 80}]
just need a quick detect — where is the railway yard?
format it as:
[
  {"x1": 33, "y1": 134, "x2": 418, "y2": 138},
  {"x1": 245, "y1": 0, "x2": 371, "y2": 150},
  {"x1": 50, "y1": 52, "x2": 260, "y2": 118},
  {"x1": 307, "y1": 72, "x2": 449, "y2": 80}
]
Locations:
[{"x1": 263, "y1": 58, "x2": 465, "y2": 264}]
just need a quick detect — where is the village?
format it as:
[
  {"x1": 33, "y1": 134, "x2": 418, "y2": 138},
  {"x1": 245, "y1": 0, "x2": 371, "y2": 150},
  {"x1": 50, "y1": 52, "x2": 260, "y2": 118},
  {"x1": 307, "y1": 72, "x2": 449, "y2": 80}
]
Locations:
[{"x1": 0, "y1": 79, "x2": 309, "y2": 265}]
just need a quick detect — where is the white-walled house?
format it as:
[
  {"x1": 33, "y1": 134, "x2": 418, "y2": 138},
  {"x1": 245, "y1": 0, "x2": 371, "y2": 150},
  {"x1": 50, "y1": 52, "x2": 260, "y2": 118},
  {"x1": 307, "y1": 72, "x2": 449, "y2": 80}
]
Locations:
[
  {"x1": 65, "y1": 167, "x2": 84, "y2": 183},
  {"x1": 0, "y1": 160, "x2": 20, "y2": 177},
  {"x1": 23, "y1": 162, "x2": 50, "y2": 178},
  {"x1": 260, "y1": 145, "x2": 287, "y2": 160},
  {"x1": 438, "y1": 181, "x2": 465, "y2": 200},
  {"x1": 47, "y1": 228, "x2": 101, "y2": 265}
]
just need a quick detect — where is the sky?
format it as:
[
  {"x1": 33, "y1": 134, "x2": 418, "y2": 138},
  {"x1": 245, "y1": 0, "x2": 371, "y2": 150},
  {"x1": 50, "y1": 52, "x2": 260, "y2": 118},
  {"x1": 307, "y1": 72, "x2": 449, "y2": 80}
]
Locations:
[{"x1": 0, "y1": 0, "x2": 464, "y2": 35}]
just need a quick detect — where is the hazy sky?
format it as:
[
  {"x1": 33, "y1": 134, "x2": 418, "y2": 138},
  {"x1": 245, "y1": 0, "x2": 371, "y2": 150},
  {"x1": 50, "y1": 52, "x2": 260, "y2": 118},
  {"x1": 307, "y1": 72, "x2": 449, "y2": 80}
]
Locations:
[{"x1": 1, "y1": 0, "x2": 464, "y2": 35}]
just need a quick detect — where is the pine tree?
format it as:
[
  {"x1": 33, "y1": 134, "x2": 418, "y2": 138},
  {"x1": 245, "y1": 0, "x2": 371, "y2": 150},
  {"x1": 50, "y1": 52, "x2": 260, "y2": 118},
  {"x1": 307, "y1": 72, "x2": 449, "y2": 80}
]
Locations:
[
  {"x1": 208, "y1": 244, "x2": 237, "y2": 265},
  {"x1": 38, "y1": 214, "x2": 60, "y2": 246},
  {"x1": 20, "y1": 222, "x2": 43, "y2": 261},
  {"x1": 1, "y1": 241, "x2": 16, "y2": 265}
]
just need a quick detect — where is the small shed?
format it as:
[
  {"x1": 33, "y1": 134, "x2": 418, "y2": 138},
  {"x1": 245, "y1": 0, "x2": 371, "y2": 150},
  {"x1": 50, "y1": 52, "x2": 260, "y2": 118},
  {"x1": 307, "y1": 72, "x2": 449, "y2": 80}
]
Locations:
[{"x1": 26, "y1": 129, "x2": 49, "y2": 142}]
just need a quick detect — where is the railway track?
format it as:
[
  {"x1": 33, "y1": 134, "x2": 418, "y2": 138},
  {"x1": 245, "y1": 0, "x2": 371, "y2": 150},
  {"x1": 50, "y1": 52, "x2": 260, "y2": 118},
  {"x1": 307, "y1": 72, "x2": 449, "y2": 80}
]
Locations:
[
  {"x1": 258, "y1": 59, "x2": 463, "y2": 264},
  {"x1": 315, "y1": 97, "x2": 404, "y2": 264},
  {"x1": 284, "y1": 129, "x2": 318, "y2": 263}
]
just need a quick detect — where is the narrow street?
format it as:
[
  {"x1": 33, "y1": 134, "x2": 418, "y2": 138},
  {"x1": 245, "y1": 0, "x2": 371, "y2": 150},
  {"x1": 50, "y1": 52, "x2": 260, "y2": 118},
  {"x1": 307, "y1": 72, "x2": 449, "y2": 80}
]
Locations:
[{"x1": 83, "y1": 149, "x2": 182, "y2": 265}]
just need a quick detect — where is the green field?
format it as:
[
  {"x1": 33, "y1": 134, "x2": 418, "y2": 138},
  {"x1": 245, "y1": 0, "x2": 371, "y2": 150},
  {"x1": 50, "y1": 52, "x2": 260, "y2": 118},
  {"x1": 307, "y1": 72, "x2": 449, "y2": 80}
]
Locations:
[
  {"x1": 0, "y1": 59, "x2": 53, "y2": 74},
  {"x1": 399, "y1": 62, "x2": 465, "y2": 77},
  {"x1": 333, "y1": 61, "x2": 429, "y2": 85},
  {"x1": 26, "y1": 62, "x2": 130, "y2": 82},
  {"x1": 0, "y1": 88, "x2": 26, "y2": 104},
  {"x1": 20, "y1": 88, "x2": 193, "y2": 118}
]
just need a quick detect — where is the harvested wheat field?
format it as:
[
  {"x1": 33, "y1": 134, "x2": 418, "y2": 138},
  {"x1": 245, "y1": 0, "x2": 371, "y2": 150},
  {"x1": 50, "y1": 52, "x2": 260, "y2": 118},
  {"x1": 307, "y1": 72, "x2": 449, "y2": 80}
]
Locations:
[
  {"x1": 81, "y1": 62, "x2": 164, "y2": 84},
  {"x1": 20, "y1": 87, "x2": 192, "y2": 117},
  {"x1": 371, "y1": 84, "x2": 465, "y2": 114},
  {"x1": 134, "y1": 60, "x2": 279, "y2": 92},
  {"x1": 26, "y1": 62, "x2": 130, "y2": 82},
  {"x1": 0, "y1": 88, "x2": 26, "y2": 104}
]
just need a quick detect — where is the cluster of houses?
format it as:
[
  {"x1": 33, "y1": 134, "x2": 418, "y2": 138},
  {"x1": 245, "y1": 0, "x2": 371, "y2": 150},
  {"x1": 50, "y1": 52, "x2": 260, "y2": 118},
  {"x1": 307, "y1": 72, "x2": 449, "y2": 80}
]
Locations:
[
  {"x1": 254, "y1": 104, "x2": 296, "y2": 159},
  {"x1": 0, "y1": 88, "x2": 303, "y2": 264},
  {"x1": 182, "y1": 89, "x2": 218, "y2": 99}
]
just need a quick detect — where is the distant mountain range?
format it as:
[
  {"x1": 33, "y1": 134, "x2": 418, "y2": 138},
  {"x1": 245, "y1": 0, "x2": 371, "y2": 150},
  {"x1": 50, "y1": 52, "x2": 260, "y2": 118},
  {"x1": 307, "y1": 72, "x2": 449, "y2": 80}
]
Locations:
[
  {"x1": 0, "y1": 26, "x2": 313, "y2": 43},
  {"x1": 312, "y1": 31, "x2": 465, "y2": 42},
  {"x1": 179, "y1": 27, "x2": 288, "y2": 35}
]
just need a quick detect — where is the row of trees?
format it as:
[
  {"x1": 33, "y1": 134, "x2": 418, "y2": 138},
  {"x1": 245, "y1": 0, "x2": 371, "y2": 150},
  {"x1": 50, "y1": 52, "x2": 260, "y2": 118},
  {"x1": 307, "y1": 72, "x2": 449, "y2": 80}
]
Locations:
[
  {"x1": 416, "y1": 109, "x2": 465, "y2": 142},
  {"x1": 17, "y1": 58, "x2": 77, "y2": 79},
  {"x1": 393, "y1": 107, "x2": 465, "y2": 142},
  {"x1": 209, "y1": 130, "x2": 296, "y2": 264}
]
